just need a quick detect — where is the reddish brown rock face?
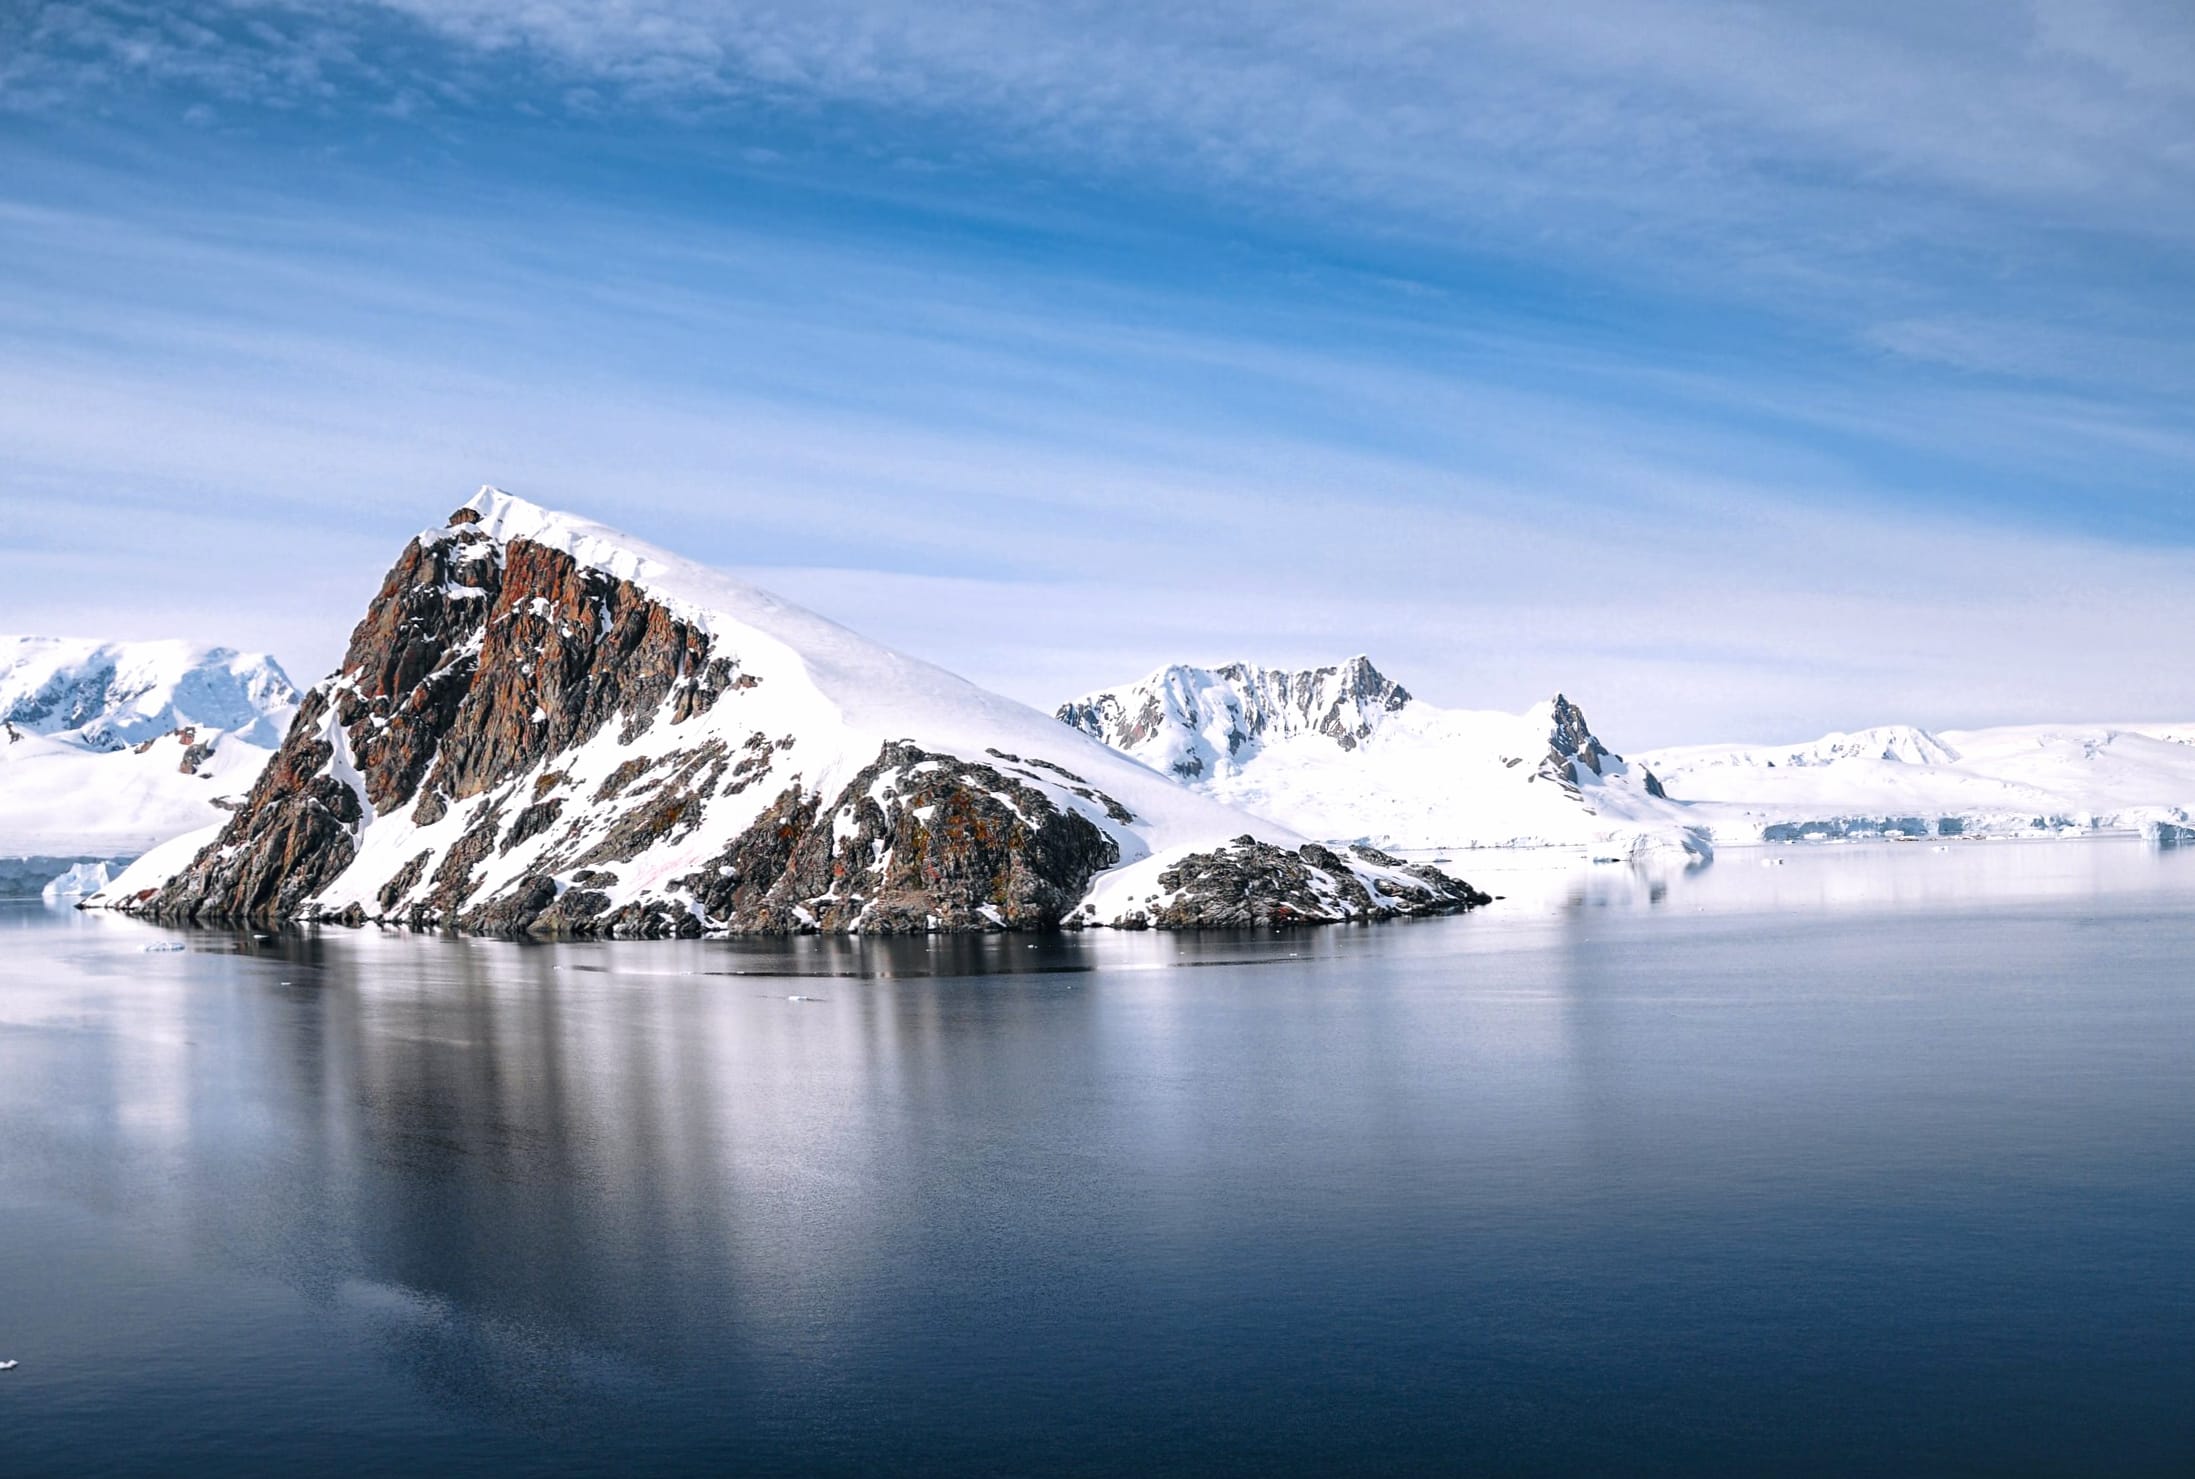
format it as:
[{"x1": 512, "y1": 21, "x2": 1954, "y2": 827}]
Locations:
[
  {"x1": 148, "y1": 721, "x2": 363, "y2": 920},
  {"x1": 143, "y1": 517, "x2": 738, "y2": 926},
  {"x1": 325, "y1": 525, "x2": 728, "y2": 821}
]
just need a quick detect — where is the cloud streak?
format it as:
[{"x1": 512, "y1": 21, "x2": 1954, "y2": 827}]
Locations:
[{"x1": 1, "y1": 1, "x2": 2192, "y2": 742}]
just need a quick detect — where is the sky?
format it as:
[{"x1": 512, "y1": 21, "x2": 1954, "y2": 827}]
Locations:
[{"x1": 2, "y1": 0, "x2": 2192, "y2": 746}]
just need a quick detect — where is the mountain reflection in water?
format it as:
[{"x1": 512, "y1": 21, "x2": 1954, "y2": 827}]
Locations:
[{"x1": 3, "y1": 838, "x2": 2192, "y2": 1476}]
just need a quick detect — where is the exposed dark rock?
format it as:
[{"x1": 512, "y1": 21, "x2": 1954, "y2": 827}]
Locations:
[
  {"x1": 693, "y1": 742, "x2": 1119, "y2": 934},
  {"x1": 1138, "y1": 835, "x2": 1487, "y2": 928},
  {"x1": 464, "y1": 873, "x2": 559, "y2": 933},
  {"x1": 569, "y1": 743, "x2": 727, "y2": 869},
  {"x1": 377, "y1": 851, "x2": 431, "y2": 913},
  {"x1": 144, "y1": 717, "x2": 362, "y2": 921},
  {"x1": 132, "y1": 510, "x2": 740, "y2": 925},
  {"x1": 503, "y1": 797, "x2": 564, "y2": 851},
  {"x1": 423, "y1": 800, "x2": 506, "y2": 914}
]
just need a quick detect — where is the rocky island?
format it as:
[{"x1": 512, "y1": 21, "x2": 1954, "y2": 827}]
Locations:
[{"x1": 96, "y1": 489, "x2": 1487, "y2": 935}]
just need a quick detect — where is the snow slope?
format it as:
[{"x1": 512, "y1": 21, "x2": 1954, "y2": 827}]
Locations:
[
  {"x1": 0, "y1": 637, "x2": 299, "y2": 855},
  {"x1": 1643, "y1": 722, "x2": 2195, "y2": 842},
  {"x1": 1059, "y1": 660, "x2": 1708, "y2": 860},
  {"x1": 97, "y1": 491, "x2": 1466, "y2": 928}
]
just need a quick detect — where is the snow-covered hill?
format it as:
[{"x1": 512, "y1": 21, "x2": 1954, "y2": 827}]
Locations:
[
  {"x1": 1643, "y1": 722, "x2": 2195, "y2": 843},
  {"x1": 1058, "y1": 660, "x2": 1709, "y2": 860},
  {"x1": 1, "y1": 637, "x2": 299, "y2": 855},
  {"x1": 95, "y1": 491, "x2": 1485, "y2": 932}
]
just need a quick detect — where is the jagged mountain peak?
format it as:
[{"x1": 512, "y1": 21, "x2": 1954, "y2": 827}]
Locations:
[{"x1": 1056, "y1": 656, "x2": 1414, "y2": 781}]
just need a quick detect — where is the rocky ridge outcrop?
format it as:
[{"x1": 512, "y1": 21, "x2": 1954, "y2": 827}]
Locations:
[
  {"x1": 1540, "y1": 693, "x2": 1667, "y2": 799},
  {"x1": 1108, "y1": 837, "x2": 1491, "y2": 929}
]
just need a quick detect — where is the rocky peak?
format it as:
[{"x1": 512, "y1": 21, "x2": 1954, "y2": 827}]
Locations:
[
  {"x1": 1543, "y1": 693, "x2": 1607, "y2": 774},
  {"x1": 1055, "y1": 655, "x2": 1414, "y2": 779},
  {"x1": 1532, "y1": 693, "x2": 1668, "y2": 799}
]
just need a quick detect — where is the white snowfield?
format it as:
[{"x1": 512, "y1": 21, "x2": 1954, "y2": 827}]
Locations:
[
  {"x1": 1060, "y1": 661, "x2": 1710, "y2": 861},
  {"x1": 97, "y1": 490, "x2": 1455, "y2": 924},
  {"x1": 1642, "y1": 723, "x2": 2195, "y2": 843},
  {"x1": 1, "y1": 637, "x2": 299, "y2": 855}
]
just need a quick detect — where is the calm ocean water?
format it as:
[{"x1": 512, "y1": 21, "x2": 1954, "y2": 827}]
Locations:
[{"x1": 3, "y1": 840, "x2": 2192, "y2": 1475}]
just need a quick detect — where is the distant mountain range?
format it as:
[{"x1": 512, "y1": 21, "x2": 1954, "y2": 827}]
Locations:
[
  {"x1": 1642, "y1": 723, "x2": 2195, "y2": 843},
  {"x1": 1056, "y1": 662, "x2": 2195, "y2": 853},
  {"x1": 18, "y1": 489, "x2": 2194, "y2": 920}
]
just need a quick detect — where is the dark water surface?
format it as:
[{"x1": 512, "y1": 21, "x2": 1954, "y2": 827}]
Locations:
[{"x1": 3, "y1": 841, "x2": 2193, "y2": 1476}]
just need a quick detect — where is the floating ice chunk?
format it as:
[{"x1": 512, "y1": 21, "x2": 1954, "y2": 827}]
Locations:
[
  {"x1": 42, "y1": 860, "x2": 113, "y2": 901},
  {"x1": 143, "y1": 941, "x2": 185, "y2": 952}
]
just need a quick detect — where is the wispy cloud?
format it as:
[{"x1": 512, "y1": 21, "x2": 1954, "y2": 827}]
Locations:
[{"x1": 2, "y1": 2, "x2": 2192, "y2": 741}]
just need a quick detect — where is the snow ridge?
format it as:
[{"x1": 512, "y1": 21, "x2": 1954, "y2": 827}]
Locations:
[{"x1": 1060, "y1": 661, "x2": 1707, "y2": 860}]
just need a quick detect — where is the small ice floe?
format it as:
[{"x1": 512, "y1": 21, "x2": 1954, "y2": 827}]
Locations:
[
  {"x1": 143, "y1": 941, "x2": 185, "y2": 953},
  {"x1": 0, "y1": 1359, "x2": 18, "y2": 1371},
  {"x1": 785, "y1": 994, "x2": 824, "y2": 1003}
]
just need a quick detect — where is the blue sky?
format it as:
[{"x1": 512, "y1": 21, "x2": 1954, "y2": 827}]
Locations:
[{"x1": 3, "y1": 0, "x2": 2193, "y2": 744}]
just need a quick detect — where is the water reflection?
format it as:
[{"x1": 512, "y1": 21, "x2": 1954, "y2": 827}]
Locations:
[
  {"x1": 1446, "y1": 833, "x2": 2195, "y2": 919},
  {"x1": 3, "y1": 838, "x2": 2194, "y2": 1475}
]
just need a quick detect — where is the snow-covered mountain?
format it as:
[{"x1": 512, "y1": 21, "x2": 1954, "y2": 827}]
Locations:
[
  {"x1": 1058, "y1": 657, "x2": 2195, "y2": 853},
  {"x1": 95, "y1": 490, "x2": 1486, "y2": 933},
  {"x1": 2, "y1": 637, "x2": 296, "y2": 748},
  {"x1": 1058, "y1": 660, "x2": 1708, "y2": 860},
  {"x1": 1, "y1": 637, "x2": 300, "y2": 855},
  {"x1": 1643, "y1": 722, "x2": 2195, "y2": 843}
]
